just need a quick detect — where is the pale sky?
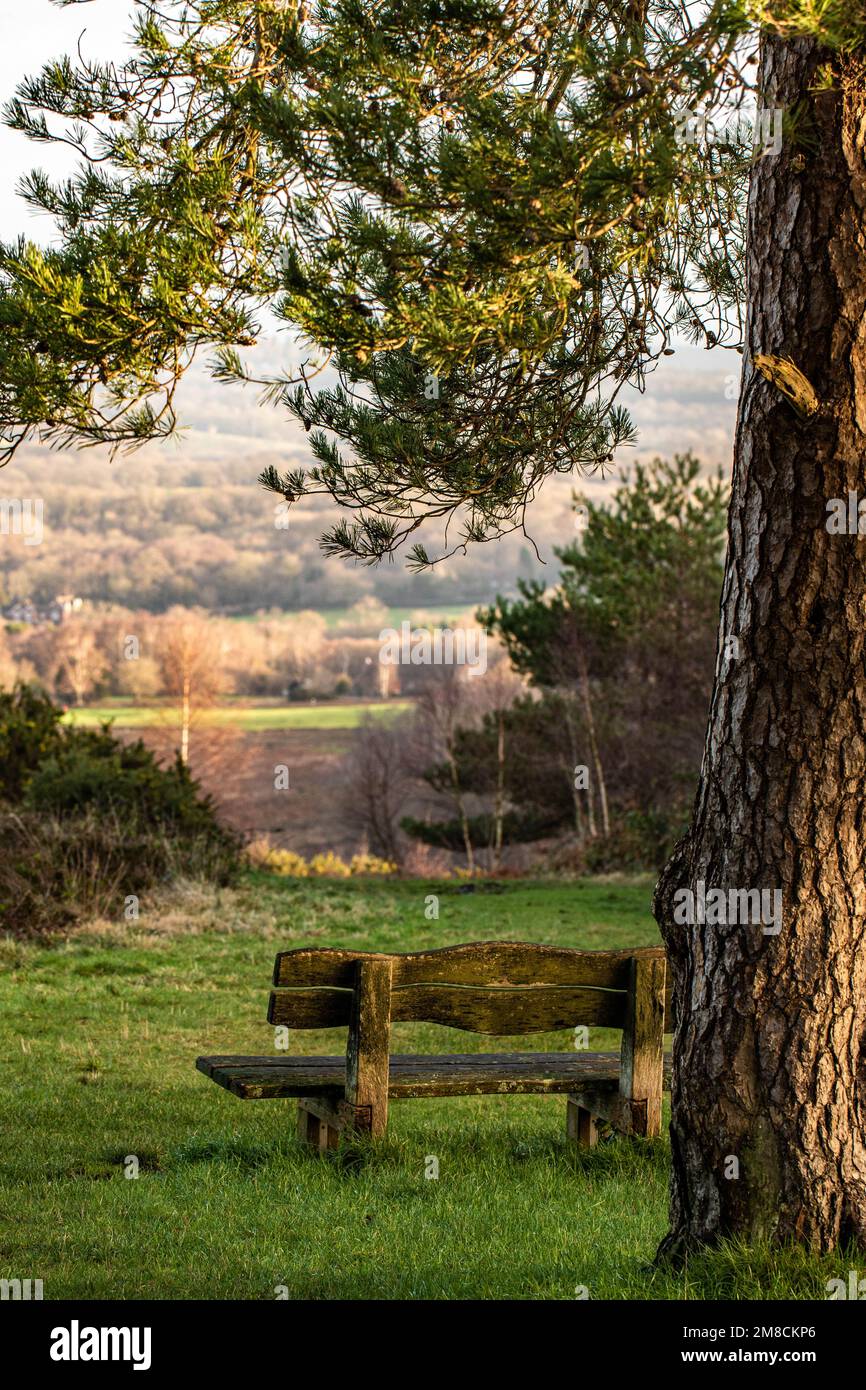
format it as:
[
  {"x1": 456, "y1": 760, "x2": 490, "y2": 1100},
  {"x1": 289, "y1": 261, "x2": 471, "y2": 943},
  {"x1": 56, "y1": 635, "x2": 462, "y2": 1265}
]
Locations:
[
  {"x1": 0, "y1": 1, "x2": 738, "y2": 559},
  {"x1": 0, "y1": 1, "x2": 133, "y2": 240}
]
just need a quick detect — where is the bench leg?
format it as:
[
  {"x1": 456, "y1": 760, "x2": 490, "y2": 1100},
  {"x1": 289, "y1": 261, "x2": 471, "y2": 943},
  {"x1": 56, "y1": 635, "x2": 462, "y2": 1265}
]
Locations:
[
  {"x1": 346, "y1": 959, "x2": 391, "y2": 1139},
  {"x1": 620, "y1": 956, "x2": 666, "y2": 1140},
  {"x1": 296, "y1": 1098, "x2": 378, "y2": 1152},
  {"x1": 566, "y1": 1097, "x2": 599, "y2": 1148},
  {"x1": 297, "y1": 1101, "x2": 340, "y2": 1152}
]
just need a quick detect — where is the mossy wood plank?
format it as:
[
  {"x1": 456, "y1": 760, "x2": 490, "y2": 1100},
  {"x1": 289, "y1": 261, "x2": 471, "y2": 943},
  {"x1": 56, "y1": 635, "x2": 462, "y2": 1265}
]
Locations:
[
  {"x1": 272, "y1": 942, "x2": 666, "y2": 990},
  {"x1": 196, "y1": 1050, "x2": 669, "y2": 1099},
  {"x1": 267, "y1": 983, "x2": 628, "y2": 1031}
]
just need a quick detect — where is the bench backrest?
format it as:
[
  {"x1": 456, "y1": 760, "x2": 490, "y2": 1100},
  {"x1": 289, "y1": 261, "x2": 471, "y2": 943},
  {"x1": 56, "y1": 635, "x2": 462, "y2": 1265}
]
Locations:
[
  {"x1": 270, "y1": 941, "x2": 669, "y2": 1137},
  {"x1": 269, "y1": 941, "x2": 672, "y2": 1034}
]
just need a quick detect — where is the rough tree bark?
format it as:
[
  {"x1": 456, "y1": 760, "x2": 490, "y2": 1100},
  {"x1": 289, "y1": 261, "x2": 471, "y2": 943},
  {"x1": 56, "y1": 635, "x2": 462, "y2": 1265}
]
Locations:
[{"x1": 654, "y1": 35, "x2": 866, "y2": 1256}]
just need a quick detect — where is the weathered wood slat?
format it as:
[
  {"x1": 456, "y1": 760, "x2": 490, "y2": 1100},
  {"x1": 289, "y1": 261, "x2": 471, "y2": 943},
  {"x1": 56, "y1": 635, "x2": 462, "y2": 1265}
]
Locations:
[
  {"x1": 204, "y1": 1053, "x2": 642, "y2": 1070},
  {"x1": 196, "y1": 1051, "x2": 672, "y2": 1100},
  {"x1": 197, "y1": 1054, "x2": 345, "y2": 1097},
  {"x1": 392, "y1": 983, "x2": 625, "y2": 1032},
  {"x1": 267, "y1": 982, "x2": 629, "y2": 1031},
  {"x1": 273, "y1": 942, "x2": 666, "y2": 990},
  {"x1": 266, "y1": 987, "x2": 350, "y2": 1028},
  {"x1": 264, "y1": 989, "x2": 678, "y2": 1034}
]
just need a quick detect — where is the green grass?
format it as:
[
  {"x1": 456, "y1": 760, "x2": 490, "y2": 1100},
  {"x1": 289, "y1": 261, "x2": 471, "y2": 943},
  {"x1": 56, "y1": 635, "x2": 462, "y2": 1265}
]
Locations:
[
  {"x1": 0, "y1": 875, "x2": 849, "y2": 1300},
  {"x1": 63, "y1": 699, "x2": 412, "y2": 730}
]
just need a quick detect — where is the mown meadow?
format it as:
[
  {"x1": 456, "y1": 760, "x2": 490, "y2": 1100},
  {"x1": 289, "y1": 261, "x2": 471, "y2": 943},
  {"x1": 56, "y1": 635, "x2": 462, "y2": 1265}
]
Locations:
[{"x1": 0, "y1": 875, "x2": 850, "y2": 1300}]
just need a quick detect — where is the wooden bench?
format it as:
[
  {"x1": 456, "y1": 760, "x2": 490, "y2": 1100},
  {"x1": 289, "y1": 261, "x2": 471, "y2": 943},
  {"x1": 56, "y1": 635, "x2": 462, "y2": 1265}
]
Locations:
[{"x1": 197, "y1": 942, "x2": 671, "y2": 1151}]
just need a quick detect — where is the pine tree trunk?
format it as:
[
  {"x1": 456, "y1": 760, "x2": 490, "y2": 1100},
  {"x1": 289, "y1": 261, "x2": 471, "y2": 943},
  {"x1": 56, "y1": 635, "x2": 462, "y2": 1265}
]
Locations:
[{"x1": 655, "y1": 36, "x2": 866, "y2": 1256}]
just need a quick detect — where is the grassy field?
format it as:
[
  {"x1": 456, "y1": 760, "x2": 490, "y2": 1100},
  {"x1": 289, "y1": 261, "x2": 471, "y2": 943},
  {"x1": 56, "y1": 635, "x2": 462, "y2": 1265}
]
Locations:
[
  {"x1": 63, "y1": 699, "x2": 412, "y2": 731},
  {"x1": 0, "y1": 875, "x2": 847, "y2": 1300},
  {"x1": 226, "y1": 604, "x2": 479, "y2": 629},
  {"x1": 321, "y1": 604, "x2": 479, "y2": 630}
]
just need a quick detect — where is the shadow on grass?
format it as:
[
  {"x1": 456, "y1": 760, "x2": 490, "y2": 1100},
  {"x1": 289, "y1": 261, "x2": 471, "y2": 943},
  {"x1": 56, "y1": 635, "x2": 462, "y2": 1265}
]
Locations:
[{"x1": 168, "y1": 1132, "x2": 296, "y2": 1170}]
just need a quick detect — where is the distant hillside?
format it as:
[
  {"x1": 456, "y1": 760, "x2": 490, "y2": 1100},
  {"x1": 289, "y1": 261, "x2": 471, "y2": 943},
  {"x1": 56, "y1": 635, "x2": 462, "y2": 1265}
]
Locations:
[
  {"x1": 0, "y1": 338, "x2": 735, "y2": 615},
  {"x1": 0, "y1": 453, "x2": 549, "y2": 614}
]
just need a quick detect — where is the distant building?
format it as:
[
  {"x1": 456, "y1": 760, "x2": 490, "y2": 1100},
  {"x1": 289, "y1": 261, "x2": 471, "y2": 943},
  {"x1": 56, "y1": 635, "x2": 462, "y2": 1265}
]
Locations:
[
  {"x1": 44, "y1": 594, "x2": 83, "y2": 624},
  {"x1": 1, "y1": 594, "x2": 83, "y2": 626},
  {"x1": 2, "y1": 597, "x2": 39, "y2": 624},
  {"x1": 376, "y1": 652, "x2": 401, "y2": 698}
]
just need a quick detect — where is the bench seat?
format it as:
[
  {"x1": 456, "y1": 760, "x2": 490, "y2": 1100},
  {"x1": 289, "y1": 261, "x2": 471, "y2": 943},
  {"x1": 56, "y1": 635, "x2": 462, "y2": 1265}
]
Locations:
[{"x1": 197, "y1": 1051, "x2": 673, "y2": 1100}]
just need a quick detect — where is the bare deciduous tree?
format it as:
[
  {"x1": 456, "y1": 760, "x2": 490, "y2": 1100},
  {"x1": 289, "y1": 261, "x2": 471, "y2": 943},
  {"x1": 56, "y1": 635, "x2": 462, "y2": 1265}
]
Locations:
[
  {"x1": 342, "y1": 713, "x2": 413, "y2": 866},
  {"x1": 155, "y1": 608, "x2": 226, "y2": 765}
]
